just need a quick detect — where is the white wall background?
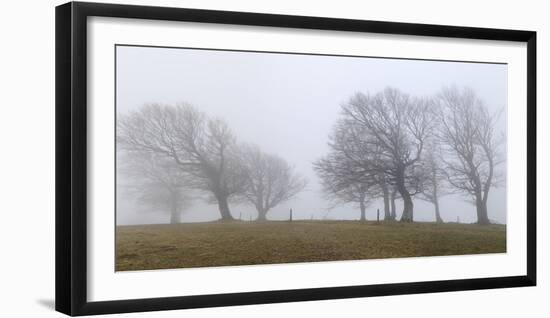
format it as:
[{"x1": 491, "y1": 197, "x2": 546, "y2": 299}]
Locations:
[{"x1": 0, "y1": 0, "x2": 546, "y2": 317}]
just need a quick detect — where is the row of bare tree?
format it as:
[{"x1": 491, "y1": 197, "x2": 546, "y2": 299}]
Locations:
[
  {"x1": 314, "y1": 86, "x2": 504, "y2": 225},
  {"x1": 117, "y1": 104, "x2": 307, "y2": 223}
]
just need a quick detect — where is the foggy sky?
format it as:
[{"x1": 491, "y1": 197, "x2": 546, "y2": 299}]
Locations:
[{"x1": 116, "y1": 45, "x2": 507, "y2": 225}]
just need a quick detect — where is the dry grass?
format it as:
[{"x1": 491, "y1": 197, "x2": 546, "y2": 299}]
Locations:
[{"x1": 116, "y1": 220, "x2": 506, "y2": 271}]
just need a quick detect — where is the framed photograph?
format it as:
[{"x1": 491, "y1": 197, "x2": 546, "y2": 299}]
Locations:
[{"x1": 55, "y1": 1, "x2": 536, "y2": 316}]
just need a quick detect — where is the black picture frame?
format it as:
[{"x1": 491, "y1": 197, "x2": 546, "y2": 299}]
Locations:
[{"x1": 55, "y1": 1, "x2": 537, "y2": 316}]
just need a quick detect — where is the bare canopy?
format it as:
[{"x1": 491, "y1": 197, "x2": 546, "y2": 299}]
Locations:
[
  {"x1": 313, "y1": 119, "x2": 378, "y2": 221},
  {"x1": 117, "y1": 103, "x2": 248, "y2": 221},
  {"x1": 339, "y1": 88, "x2": 435, "y2": 222},
  {"x1": 240, "y1": 144, "x2": 307, "y2": 220}
]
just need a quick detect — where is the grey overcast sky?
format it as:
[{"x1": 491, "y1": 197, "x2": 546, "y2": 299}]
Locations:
[{"x1": 116, "y1": 45, "x2": 507, "y2": 225}]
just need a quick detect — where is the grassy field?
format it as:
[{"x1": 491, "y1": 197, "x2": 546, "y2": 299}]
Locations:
[{"x1": 116, "y1": 221, "x2": 506, "y2": 271}]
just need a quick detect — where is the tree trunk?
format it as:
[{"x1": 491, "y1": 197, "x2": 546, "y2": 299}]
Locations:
[
  {"x1": 395, "y1": 168, "x2": 414, "y2": 222},
  {"x1": 257, "y1": 208, "x2": 268, "y2": 221},
  {"x1": 169, "y1": 194, "x2": 180, "y2": 224},
  {"x1": 382, "y1": 182, "x2": 391, "y2": 221},
  {"x1": 475, "y1": 194, "x2": 490, "y2": 225},
  {"x1": 390, "y1": 189, "x2": 397, "y2": 221},
  {"x1": 400, "y1": 191, "x2": 414, "y2": 222},
  {"x1": 431, "y1": 173, "x2": 443, "y2": 223},
  {"x1": 216, "y1": 193, "x2": 234, "y2": 221},
  {"x1": 359, "y1": 200, "x2": 366, "y2": 221},
  {"x1": 434, "y1": 200, "x2": 443, "y2": 223},
  {"x1": 170, "y1": 210, "x2": 180, "y2": 224}
]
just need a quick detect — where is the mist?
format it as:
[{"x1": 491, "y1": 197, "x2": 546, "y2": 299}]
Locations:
[{"x1": 115, "y1": 45, "x2": 507, "y2": 225}]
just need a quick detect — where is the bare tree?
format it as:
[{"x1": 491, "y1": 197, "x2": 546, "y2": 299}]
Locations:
[
  {"x1": 341, "y1": 88, "x2": 435, "y2": 222},
  {"x1": 435, "y1": 87, "x2": 504, "y2": 225},
  {"x1": 117, "y1": 103, "x2": 248, "y2": 221},
  {"x1": 315, "y1": 157, "x2": 373, "y2": 221},
  {"x1": 314, "y1": 115, "x2": 399, "y2": 221},
  {"x1": 118, "y1": 151, "x2": 191, "y2": 224},
  {"x1": 418, "y1": 143, "x2": 447, "y2": 223},
  {"x1": 240, "y1": 145, "x2": 307, "y2": 221},
  {"x1": 314, "y1": 116, "x2": 389, "y2": 221}
]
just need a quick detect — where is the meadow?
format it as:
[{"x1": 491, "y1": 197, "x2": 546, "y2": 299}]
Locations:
[{"x1": 116, "y1": 221, "x2": 506, "y2": 271}]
